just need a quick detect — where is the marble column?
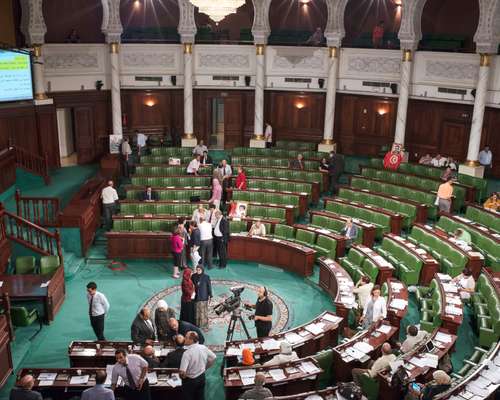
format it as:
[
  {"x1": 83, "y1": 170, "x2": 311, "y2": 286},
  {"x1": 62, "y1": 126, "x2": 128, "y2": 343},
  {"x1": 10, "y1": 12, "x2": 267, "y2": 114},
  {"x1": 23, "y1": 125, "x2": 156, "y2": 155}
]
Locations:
[
  {"x1": 109, "y1": 42, "x2": 123, "y2": 136},
  {"x1": 182, "y1": 43, "x2": 197, "y2": 147},
  {"x1": 459, "y1": 54, "x2": 490, "y2": 177},
  {"x1": 250, "y1": 44, "x2": 266, "y2": 148},
  {"x1": 319, "y1": 46, "x2": 339, "y2": 153},
  {"x1": 32, "y1": 44, "x2": 47, "y2": 100},
  {"x1": 394, "y1": 49, "x2": 413, "y2": 146}
]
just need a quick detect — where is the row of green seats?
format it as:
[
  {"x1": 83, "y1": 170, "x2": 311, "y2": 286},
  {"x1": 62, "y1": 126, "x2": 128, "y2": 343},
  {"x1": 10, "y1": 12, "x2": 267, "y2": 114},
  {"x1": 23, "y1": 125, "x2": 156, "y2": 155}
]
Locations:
[
  {"x1": 247, "y1": 179, "x2": 313, "y2": 198},
  {"x1": 141, "y1": 155, "x2": 192, "y2": 164},
  {"x1": 126, "y1": 189, "x2": 211, "y2": 201},
  {"x1": 350, "y1": 176, "x2": 438, "y2": 219},
  {"x1": 131, "y1": 176, "x2": 211, "y2": 187},
  {"x1": 119, "y1": 202, "x2": 199, "y2": 216},
  {"x1": 465, "y1": 206, "x2": 500, "y2": 233},
  {"x1": 231, "y1": 147, "x2": 327, "y2": 160},
  {"x1": 471, "y1": 274, "x2": 500, "y2": 347},
  {"x1": 376, "y1": 237, "x2": 422, "y2": 286},
  {"x1": 451, "y1": 343, "x2": 496, "y2": 379},
  {"x1": 436, "y1": 216, "x2": 499, "y2": 271},
  {"x1": 113, "y1": 218, "x2": 177, "y2": 232},
  {"x1": 337, "y1": 187, "x2": 417, "y2": 229},
  {"x1": 135, "y1": 165, "x2": 213, "y2": 176},
  {"x1": 361, "y1": 167, "x2": 466, "y2": 212},
  {"x1": 338, "y1": 247, "x2": 379, "y2": 283},
  {"x1": 271, "y1": 224, "x2": 337, "y2": 259},
  {"x1": 325, "y1": 201, "x2": 390, "y2": 239},
  {"x1": 231, "y1": 191, "x2": 300, "y2": 216},
  {"x1": 241, "y1": 166, "x2": 324, "y2": 191},
  {"x1": 310, "y1": 214, "x2": 362, "y2": 244},
  {"x1": 231, "y1": 156, "x2": 319, "y2": 170},
  {"x1": 415, "y1": 279, "x2": 443, "y2": 332},
  {"x1": 407, "y1": 225, "x2": 466, "y2": 277},
  {"x1": 150, "y1": 147, "x2": 193, "y2": 157},
  {"x1": 275, "y1": 140, "x2": 317, "y2": 151}
]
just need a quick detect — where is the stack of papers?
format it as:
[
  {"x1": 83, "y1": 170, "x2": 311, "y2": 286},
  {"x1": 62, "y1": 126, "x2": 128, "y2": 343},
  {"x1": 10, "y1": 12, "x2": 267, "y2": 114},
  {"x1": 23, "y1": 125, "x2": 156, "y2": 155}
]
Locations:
[
  {"x1": 268, "y1": 369, "x2": 286, "y2": 381},
  {"x1": 442, "y1": 283, "x2": 459, "y2": 293},
  {"x1": 166, "y1": 373, "x2": 182, "y2": 387},
  {"x1": 445, "y1": 305, "x2": 463, "y2": 316},
  {"x1": 261, "y1": 338, "x2": 282, "y2": 351},
  {"x1": 38, "y1": 372, "x2": 57, "y2": 386},
  {"x1": 147, "y1": 372, "x2": 158, "y2": 385},
  {"x1": 437, "y1": 273, "x2": 452, "y2": 281},
  {"x1": 69, "y1": 375, "x2": 90, "y2": 385},
  {"x1": 322, "y1": 313, "x2": 342, "y2": 324},
  {"x1": 298, "y1": 361, "x2": 319, "y2": 374},
  {"x1": 377, "y1": 324, "x2": 392, "y2": 334},
  {"x1": 415, "y1": 248, "x2": 427, "y2": 255},
  {"x1": 226, "y1": 347, "x2": 242, "y2": 356},
  {"x1": 446, "y1": 296, "x2": 461, "y2": 305},
  {"x1": 435, "y1": 332, "x2": 453, "y2": 343},
  {"x1": 284, "y1": 332, "x2": 304, "y2": 345},
  {"x1": 241, "y1": 343, "x2": 256, "y2": 352},
  {"x1": 353, "y1": 341, "x2": 374, "y2": 354},
  {"x1": 390, "y1": 299, "x2": 408, "y2": 310},
  {"x1": 305, "y1": 322, "x2": 325, "y2": 336},
  {"x1": 346, "y1": 347, "x2": 367, "y2": 361},
  {"x1": 239, "y1": 369, "x2": 256, "y2": 386},
  {"x1": 391, "y1": 282, "x2": 404, "y2": 291}
]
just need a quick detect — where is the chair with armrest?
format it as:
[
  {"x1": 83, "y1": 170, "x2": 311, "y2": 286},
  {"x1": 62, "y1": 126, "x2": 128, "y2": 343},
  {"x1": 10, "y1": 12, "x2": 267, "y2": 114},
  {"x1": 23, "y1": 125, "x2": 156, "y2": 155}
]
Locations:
[{"x1": 10, "y1": 306, "x2": 42, "y2": 340}]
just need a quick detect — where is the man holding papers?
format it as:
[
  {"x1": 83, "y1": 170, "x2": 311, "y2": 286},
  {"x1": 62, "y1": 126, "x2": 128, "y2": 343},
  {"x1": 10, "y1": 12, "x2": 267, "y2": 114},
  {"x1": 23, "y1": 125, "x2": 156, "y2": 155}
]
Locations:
[{"x1": 351, "y1": 342, "x2": 396, "y2": 385}]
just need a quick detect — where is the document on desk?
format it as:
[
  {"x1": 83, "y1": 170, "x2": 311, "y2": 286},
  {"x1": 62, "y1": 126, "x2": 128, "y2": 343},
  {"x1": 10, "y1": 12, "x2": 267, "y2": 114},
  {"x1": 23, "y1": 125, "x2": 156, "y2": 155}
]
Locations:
[
  {"x1": 38, "y1": 372, "x2": 57, "y2": 381},
  {"x1": 241, "y1": 377, "x2": 255, "y2": 386},
  {"x1": 442, "y1": 283, "x2": 458, "y2": 293},
  {"x1": 321, "y1": 313, "x2": 342, "y2": 324},
  {"x1": 437, "y1": 273, "x2": 452, "y2": 281},
  {"x1": 226, "y1": 346, "x2": 242, "y2": 356},
  {"x1": 391, "y1": 282, "x2": 404, "y2": 290},
  {"x1": 435, "y1": 332, "x2": 453, "y2": 343},
  {"x1": 239, "y1": 369, "x2": 256, "y2": 379},
  {"x1": 353, "y1": 341, "x2": 374, "y2": 354},
  {"x1": 166, "y1": 373, "x2": 182, "y2": 388},
  {"x1": 38, "y1": 380, "x2": 55, "y2": 386},
  {"x1": 409, "y1": 357, "x2": 427, "y2": 368},
  {"x1": 40, "y1": 280, "x2": 51, "y2": 288},
  {"x1": 269, "y1": 369, "x2": 286, "y2": 381},
  {"x1": 390, "y1": 299, "x2": 408, "y2": 310},
  {"x1": 446, "y1": 296, "x2": 462, "y2": 305},
  {"x1": 466, "y1": 382, "x2": 490, "y2": 397},
  {"x1": 445, "y1": 305, "x2": 463, "y2": 316},
  {"x1": 0, "y1": 281, "x2": 3, "y2": 288},
  {"x1": 240, "y1": 343, "x2": 256, "y2": 352},
  {"x1": 147, "y1": 372, "x2": 158, "y2": 385},
  {"x1": 346, "y1": 347, "x2": 367, "y2": 361},
  {"x1": 415, "y1": 248, "x2": 427, "y2": 255},
  {"x1": 160, "y1": 348, "x2": 172, "y2": 357},
  {"x1": 305, "y1": 323, "x2": 324, "y2": 336},
  {"x1": 299, "y1": 361, "x2": 320, "y2": 374},
  {"x1": 481, "y1": 367, "x2": 500, "y2": 384},
  {"x1": 70, "y1": 375, "x2": 90, "y2": 385},
  {"x1": 377, "y1": 324, "x2": 392, "y2": 334},
  {"x1": 422, "y1": 353, "x2": 439, "y2": 368},
  {"x1": 285, "y1": 332, "x2": 304, "y2": 345},
  {"x1": 261, "y1": 338, "x2": 281, "y2": 351}
]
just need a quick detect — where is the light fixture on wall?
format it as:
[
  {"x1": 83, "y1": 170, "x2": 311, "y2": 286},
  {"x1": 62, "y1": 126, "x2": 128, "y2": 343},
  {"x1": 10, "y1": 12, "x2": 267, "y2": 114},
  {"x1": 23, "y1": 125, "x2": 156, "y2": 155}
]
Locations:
[
  {"x1": 144, "y1": 95, "x2": 157, "y2": 107},
  {"x1": 133, "y1": 0, "x2": 141, "y2": 9},
  {"x1": 299, "y1": 0, "x2": 311, "y2": 4},
  {"x1": 377, "y1": 108, "x2": 388, "y2": 116},
  {"x1": 295, "y1": 100, "x2": 306, "y2": 109},
  {"x1": 189, "y1": 0, "x2": 245, "y2": 23}
]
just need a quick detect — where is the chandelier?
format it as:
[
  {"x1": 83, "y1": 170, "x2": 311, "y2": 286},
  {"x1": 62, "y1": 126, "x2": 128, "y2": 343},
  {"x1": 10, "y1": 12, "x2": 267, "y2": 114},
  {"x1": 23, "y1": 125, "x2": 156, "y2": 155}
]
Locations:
[{"x1": 190, "y1": 0, "x2": 245, "y2": 23}]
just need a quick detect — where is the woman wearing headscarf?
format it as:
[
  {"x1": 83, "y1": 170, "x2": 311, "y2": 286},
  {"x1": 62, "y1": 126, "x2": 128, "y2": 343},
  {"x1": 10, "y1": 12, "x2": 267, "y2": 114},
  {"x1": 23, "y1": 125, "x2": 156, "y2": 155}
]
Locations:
[
  {"x1": 155, "y1": 300, "x2": 176, "y2": 341},
  {"x1": 241, "y1": 348, "x2": 255, "y2": 367},
  {"x1": 180, "y1": 268, "x2": 196, "y2": 325}
]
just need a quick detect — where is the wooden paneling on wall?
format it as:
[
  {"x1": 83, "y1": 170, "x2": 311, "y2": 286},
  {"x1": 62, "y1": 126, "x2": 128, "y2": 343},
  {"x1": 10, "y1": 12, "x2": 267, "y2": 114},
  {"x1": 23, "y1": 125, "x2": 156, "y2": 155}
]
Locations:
[{"x1": 482, "y1": 108, "x2": 500, "y2": 178}]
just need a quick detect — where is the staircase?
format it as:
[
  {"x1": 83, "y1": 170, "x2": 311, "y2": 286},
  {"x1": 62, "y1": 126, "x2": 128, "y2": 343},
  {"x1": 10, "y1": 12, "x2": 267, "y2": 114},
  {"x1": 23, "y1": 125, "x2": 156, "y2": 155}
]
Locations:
[{"x1": 11, "y1": 146, "x2": 51, "y2": 185}]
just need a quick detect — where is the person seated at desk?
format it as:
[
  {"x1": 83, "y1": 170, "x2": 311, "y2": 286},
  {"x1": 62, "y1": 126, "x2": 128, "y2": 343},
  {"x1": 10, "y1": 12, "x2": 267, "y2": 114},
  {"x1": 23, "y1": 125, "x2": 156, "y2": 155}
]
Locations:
[
  {"x1": 200, "y1": 151, "x2": 212, "y2": 166},
  {"x1": 241, "y1": 348, "x2": 255, "y2": 367},
  {"x1": 340, "y1": 218, "x2": 358, "y2": 247},
  {"x1": 446, "y1": 157, "x2": 458, "y2": 170},
  {"x1": 359, "y1": 285, "x2": 387, "y2": 329},
  {"x1": 419, "y1": 154, "x2": 432, "y2": 165},
  {"x1": 353, "y1": 276, "x2": 374, "y2": 312},
  {"x1": 484, "y1": 192, "x2": 499, "y2": 211},
  {"x1": 400, "y1": 325, "x2": 428, "y2": 353},
  {"x1": 289, "y1": 154, "x2": 304, "y2": 170},
  {"x1": 440, "y1": 167, "x2": 456, "y2": 182},
  {"x1": 142, "y1": 345, "x2": 160, "y2": 368},
  {"x1": 407, "y1": 370, "x2": 452, "y2": 400},
  {"x1": 131, "y1": 307, "x2": 156, "y2": 345},
  {"x1": 9, "y1": 374, "x2": 43, "y2": 400},
  {"x1": 81, "y1": 370, "x2": 115, "y2": 400},
  {"x1": 431, "y1": 154, "x2": 447, "y2": 168},
  {"x1": 452, "y1": 268, "x2": 475, "y2": 300},
  {"x1": 155, "y1": 300, "x2": 176, "y2": 341},
  {"x1": 167, "y1": 317, "x2": 205, "y2": 344},
  {"x1": 140, "y1": 186, "x2": 158, "y2": 202},
  {"x1": 248, "y1": 219, "x2": 266, "y2": 237},
  {"x1": 238, "y1": 372, "x2": 273, "y2": 400},
  {"x1": 319, "y1": 157, "x2": 329, "y2": 172},
  {"x1": 263, "y1": 341, "x2": 298, "y2": 367},
  {"x1": 352, "y1": 342, "x2": 396, "y2": 386},
  {"x1": 187, "y1": 155, "x2": 201, "y2": 175},
  {"x1": 161, "y1": 335, "x2": 186, "y2": 368},
  {"x1": 453, "y1": 228, "x2": 472, "y2": 245},
  {"x1": 192, "y1": 140, "x2": 208, "y2": 156}
]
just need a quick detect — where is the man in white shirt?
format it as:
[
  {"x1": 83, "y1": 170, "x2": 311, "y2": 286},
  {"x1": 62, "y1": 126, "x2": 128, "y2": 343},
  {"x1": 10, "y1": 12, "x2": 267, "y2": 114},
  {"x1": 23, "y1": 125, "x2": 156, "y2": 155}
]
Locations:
[
  {"x1": 217, "y1": 160, "x2": 232, "y2": 202},
  {"x1": 479, "y1": 145, "x2": 493, "y2": 176},
  {"x1": 353, "y1": 276, "x2": 373, "y2": 311},
  {"x1": 264, "y1": 122, "x2": 273, "y2": 148},
  {"x1": 111, "y1": 349, "x2": 150, "y2": 400},
  {"x1": 101, "y1": 181, "x2": 119, "y2": 231},
  {"x1": 263, "y1": 341, "x2": 298, "y2": 367},
  {"x1": 121, "y1": 137, "x2": 133, "y2": 178},
  {"x1": 352, "y1": 342, "x2": 396, "y2": 385},
  {"x1": 187, "y1": 155, "x2": 201, "y2": 175},
  {"x1": 192, "y1": 140, "x2": 208, "y2": 156},
  {"x1": 431, "y1": 154, "x2": 447, "y2": 168},
  {"x1": 179, "y1": 331, "x2": 216, "y2": 400},
  {"x1": 400, "y1": 325, "x2": 428, "y2": 353},
  {"x1": 86, "y1": 281, "x2": 110, "y2": 340},
  {"x1": 136, "y1": 130, "x2": 148, "y2": 157},
  {"x1": 198, "y1": 217, "x2": 213, "y2": 269}
]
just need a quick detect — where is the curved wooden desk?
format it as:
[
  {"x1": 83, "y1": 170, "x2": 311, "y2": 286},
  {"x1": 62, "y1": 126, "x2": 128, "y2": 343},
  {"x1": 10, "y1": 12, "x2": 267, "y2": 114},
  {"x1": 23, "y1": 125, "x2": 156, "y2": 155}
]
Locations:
[
  {"x1": 271, "y1": 387, "x2": 337, "y2": 399},
  {"x1": 353, "y1": 243, "x2": 395, "y2": 285},
  {"x1": 227, "y1": 234, "x2": 316, "y2": 276},
  {"x1": 385, "y1": 278, "x2": 408, "y2": 330},
  {"x1": 435, "y1": 273, "x2": 463, "y2": 335}
]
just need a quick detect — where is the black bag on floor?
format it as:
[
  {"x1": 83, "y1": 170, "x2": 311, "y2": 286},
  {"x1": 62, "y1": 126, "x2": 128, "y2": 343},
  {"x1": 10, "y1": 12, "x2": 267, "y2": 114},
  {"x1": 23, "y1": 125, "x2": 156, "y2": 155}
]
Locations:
[{"x1": 338, "y1": 382, "x2": 363, "y2": 400}]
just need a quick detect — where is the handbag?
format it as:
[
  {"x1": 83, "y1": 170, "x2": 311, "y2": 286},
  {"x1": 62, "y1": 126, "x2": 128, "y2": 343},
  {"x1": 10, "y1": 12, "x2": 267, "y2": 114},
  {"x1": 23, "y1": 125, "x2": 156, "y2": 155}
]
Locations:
[{"x1": 337, "y1": 382, "x2": 363, "y2": 400}]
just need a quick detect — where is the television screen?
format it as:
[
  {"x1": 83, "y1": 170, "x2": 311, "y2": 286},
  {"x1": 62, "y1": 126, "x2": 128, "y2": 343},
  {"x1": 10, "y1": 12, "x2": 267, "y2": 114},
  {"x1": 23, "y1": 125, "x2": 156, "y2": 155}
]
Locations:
[{"x1": 0, "y1": 49, "x2": 34, "y2": 102}]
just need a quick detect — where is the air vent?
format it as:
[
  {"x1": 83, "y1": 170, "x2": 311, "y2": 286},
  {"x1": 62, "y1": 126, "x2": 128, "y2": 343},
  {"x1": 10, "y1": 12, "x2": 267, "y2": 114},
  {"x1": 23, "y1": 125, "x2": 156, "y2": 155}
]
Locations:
[
  {"x1": 284, "y1": 78, "x2": 312, "y2": 83},
  {"x1": 362, "y1": 81, "x2": 391, "y2": 88},
  {"x1": 135, "y1": 76, "x2": 163, "y2": 82},
  {"x1": 438, "y1": 87, "x2": 467, "y2": 95},
  {"x1": 212, "y1": 76, "x2": 239, "y2": 81}
]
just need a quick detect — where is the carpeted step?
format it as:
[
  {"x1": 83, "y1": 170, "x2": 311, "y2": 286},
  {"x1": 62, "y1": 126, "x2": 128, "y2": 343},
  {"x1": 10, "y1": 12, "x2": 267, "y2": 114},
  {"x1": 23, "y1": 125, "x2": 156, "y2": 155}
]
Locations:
[{"x1": 61, "y1": 250, "x2": 86, "y2": 280}]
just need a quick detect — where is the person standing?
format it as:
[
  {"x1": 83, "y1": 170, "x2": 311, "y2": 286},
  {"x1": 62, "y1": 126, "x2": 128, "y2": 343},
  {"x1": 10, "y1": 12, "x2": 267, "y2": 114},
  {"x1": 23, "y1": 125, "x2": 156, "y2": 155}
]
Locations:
[
  {"x1": 167, "y1": 318, "x2": 205, "y2": 344},
  {"x1": 9, "y1": 375, "x2": 43, "y2": 400},
  {"x1": 208, "y1": 177, "x2": 222, "y2": 210},
  {"x1": 86, "y1": 282, "x2": 110, "y2": 341},
  {"x1": 81, "y1": 370, "x2": 115, "y2": 400},
  {"x1": 235, "y1": 166, "x2": 247, "y2": 190},
  {"x1": 246, "y1": 286, "x2": 273, "y2": 338},
  {"x1": 479, "y1": 145, "x2": 493, "y2": 177},
  {"x1": 200, "y1": 151, "x2": 212, "y2": 166},
  {"x1": 192, "y1": 140, "x2": 208, "y2": 156},
  {"x1": 136, "y1": 130, "x2": 148, "y2": 158},
  {"x1": 192, "y1": 264, "x2": 212, "y2": 331},
  {"x1": 101, "y1": 180, "x2": 118, "y2": 231},
  {"x1": 111, "y1": 349, "x2": 151, "y2": 400},
  {"x1": 437, "y1": 178, "x2": 454, "y2": 213},
  {"x1": 180, "y1": 269, "x2": 196, "y2": 325},
  {"x1": 217, "y1": 160, "x2": 232, "y2": 203},
  {"x1": 171, "y1": 227, "x2": 184, "y2": 278},
  {"x1": 178, "y1": 219, "x2": 190, "y2": 269},
  {"x1": 188, "y1": 221, "x2": 201, "y2": 267},
  {"x1": 372, "y1": 21, "x2": 385, "y2": 48},
  {"x1": 213, "y1": 210, "x2": 229, "y2": 269},
  {"x1": 198, "y1": 217, "x2": 213, "y2": 269},
  {"x1": 327, "y1": 151, "x2": 339, "y2": 194},
  {"x1": 154, "y1": 300, "x2": 176, "y2": 341},
  {"x1": 192, "y1": 205, "x2": 206, "y2": 225},
  {"x1": 131, "y1": 307, "x2": 156, "y2": 345},
  {"x1": 359, "y1": 285, "x2": 387, "y2": 329},
  {"x1": 179, "y1": 331, "x2": 217, "y2": 400},
  {"x1": 352, "y1": 276, "x2": 374, "y2": 312},
  {"x1": 121, "y1": 137, "x2": 132, "y2": 178},
  {"x1": 264, "y1": 122, "x2": 273, "y2": 148}
]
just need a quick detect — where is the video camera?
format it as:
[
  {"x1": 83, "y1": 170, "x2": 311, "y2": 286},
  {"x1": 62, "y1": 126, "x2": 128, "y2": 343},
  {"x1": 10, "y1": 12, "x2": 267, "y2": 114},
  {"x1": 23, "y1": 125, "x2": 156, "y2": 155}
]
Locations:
[{"x1": 213, "y1": 286, "x2": 245, "y2": 316}]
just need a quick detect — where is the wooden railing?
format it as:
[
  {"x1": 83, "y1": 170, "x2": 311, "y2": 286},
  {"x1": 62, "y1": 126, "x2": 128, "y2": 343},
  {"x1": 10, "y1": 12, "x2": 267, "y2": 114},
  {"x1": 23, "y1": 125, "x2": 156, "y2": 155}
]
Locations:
[
  {"x1": 12, "y1": 146, "x2": 50, "y2": 185},
  {"x1": 0, "y1": 203, "x2": 63, "y2": 263},
  {"x1": 15, "y1": 190, "x2": 60, "y2": 227}
]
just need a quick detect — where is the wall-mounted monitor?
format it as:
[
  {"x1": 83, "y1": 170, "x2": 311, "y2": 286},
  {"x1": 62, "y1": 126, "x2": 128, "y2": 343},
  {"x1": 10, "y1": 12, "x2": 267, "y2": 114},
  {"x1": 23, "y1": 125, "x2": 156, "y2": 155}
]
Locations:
[{"x1": 0, "y1": 49, "x2": 34, "y2": 103}]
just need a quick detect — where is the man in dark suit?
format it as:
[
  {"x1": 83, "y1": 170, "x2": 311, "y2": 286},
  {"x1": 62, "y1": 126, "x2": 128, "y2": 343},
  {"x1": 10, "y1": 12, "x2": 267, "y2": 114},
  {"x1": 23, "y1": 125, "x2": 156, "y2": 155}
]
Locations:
[
  {"x1": 289, "y1": 154, "x2": 304, "y2": 170},
  {"x1": 9, "y1": 375, "x2": 42, "y2": 400},
  {"x1": 161, "y1": 334, "x2": 186, "y2": 368},
  {"x1": 140, "y1": 186, "x2": 159, "y2": 202},
  {"x1": 131, "y1": 307, "x2": 156, "y2": 345},
  {"x1": 166, "y1": 318, "x2": 205, "y2": 344},
  {"x1": 213, "y1": 210, "x2": 229, "y2": 269},
  {"x1": 328, "y1": 151, "x2": 344, "y2": 195},
  {"x1": 340, "y1": 217, "x2": 359, "y2": 248},
  {"x1": 142, "y1": 345, "x2": 160, "y2": 368},
  {"x1": 200, "y1": 151, "x2": 212, "y2": 166}
]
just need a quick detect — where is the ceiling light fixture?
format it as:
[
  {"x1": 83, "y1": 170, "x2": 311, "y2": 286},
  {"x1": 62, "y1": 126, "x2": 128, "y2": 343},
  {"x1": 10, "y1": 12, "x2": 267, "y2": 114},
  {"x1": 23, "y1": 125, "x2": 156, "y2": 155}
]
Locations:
[{"x1": 190, "y1": 0, "x2": 245, "y2": 23}]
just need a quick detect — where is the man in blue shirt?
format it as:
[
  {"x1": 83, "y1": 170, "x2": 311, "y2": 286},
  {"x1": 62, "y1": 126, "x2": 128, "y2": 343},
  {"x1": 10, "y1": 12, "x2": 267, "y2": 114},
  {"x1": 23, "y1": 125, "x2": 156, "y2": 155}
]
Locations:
[{"x1": 81, "y1": 371, "x2": 115, "y2": 400}]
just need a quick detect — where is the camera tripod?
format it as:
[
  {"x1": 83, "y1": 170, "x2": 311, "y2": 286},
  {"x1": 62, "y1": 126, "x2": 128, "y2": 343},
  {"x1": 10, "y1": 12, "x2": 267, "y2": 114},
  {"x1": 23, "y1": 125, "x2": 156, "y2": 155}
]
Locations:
[{"x1": 225, "y1": 308, "x2": 251, "y2": 342}]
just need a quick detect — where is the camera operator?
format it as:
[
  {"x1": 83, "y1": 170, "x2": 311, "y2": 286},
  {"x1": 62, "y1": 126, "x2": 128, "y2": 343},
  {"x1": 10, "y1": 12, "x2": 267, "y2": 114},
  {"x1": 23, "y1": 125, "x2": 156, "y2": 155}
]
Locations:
[{"x1": 245, "y1": 286, "x2": 273, "y2": 338}]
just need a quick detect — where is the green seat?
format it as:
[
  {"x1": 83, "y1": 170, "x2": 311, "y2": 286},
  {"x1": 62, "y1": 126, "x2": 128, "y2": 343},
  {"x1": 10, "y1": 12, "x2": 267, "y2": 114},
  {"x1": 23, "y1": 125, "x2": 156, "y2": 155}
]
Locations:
[
  {"x1": 295, "y1": 229, "x2": 316, "y2": 246},
  {"x1": 312, "y1": 349, "x2": 333, "y2": 388},
  {"x1": 359, "y1": 373, "x2": 380, "y2": 400},
  {"x1": 274, "y1": 224, "x2": 294, "y2": 240},
  {"x1": 313, "y1": 235, "x2": 337, "y2": 259},
  {"x1": 10, "y1": 306, "x2": 42, "y2": 339},
  {"x1": 40, "y1": 256, "x2": 60, "y2": 275},
  {"x1": 15, "y1": 256, "x2": 36, "y2": 275}
]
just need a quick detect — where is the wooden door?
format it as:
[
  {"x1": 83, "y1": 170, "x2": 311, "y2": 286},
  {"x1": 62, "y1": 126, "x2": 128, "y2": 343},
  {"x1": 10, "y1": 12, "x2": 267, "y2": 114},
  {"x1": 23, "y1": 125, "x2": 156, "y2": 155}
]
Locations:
[
  {"x1": 223, "y1": 95, "x2": 243, "y2": 149},
  {"x1": 73, "y1": 107, "x2": 96, "y2": 164},
  {"x1": 439, "y1": 120, "x2": 469, "y2": 160}
]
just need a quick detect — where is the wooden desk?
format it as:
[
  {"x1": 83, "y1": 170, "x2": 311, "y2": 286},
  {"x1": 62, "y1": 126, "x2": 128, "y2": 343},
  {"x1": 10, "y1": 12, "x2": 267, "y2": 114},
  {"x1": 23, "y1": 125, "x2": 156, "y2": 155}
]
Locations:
[
  {"x1": 223, "y1": 357, "x2": 322, "y2": 400},
  {"x1": 271, "y1": 387, "x2": 337, "y2": 399},
  {"x1": 0, "y1": 314, "x2": 13, "y2": 389},
  {"x1": 224, "y1": 311, "x2": 342, "y2": 367},
  {"x1": 0, "y1": 148, "x2": 15, "y2": 196},
  {"x1": 107, "y1": 231, "x2": 172, "y2": 259},
  {"x1": 384, "y1": 233, "x2": 440, "y2": 285},
  {"x1": 0, "y1": 231, "x2": 11, "y2": 275},
  {"x1": 317, "y1": 257, "x2": 355, "y2": 329},
  {"x1": 17, "y1": 368, "x2": 182, "y2": 400},
  {"x1": 325, "y1": 197, "x2": 404, "y2": 235},
  {"x1": 227, "y1": 234, "x2": 316, "y2": 277},
  {"x1": 0, "y1": 266, "x2": 65, "y2": 323},
  {"x1": 293, "y1": 224, "x2": 347, "y2": 258},
  {"x1": 378, "y1": 328, "x2": 457, "y2": 400},
  {"x1": 353, "y1": 244, "x2": 395, "y2": 285},
  {"x1": 310, "y1": 210, "x2": 376, "y2": 248},
  {"x1": 385, "y1": 278, "x2": 408, "y2": 330},
  {"x1": 332, "y1": 321, "x2": 398, "y2": 382},
  {"x1": 238, "y1": 177, "x2": 321, "y2": 204},
  {"x1": 435, "y1": 273, "x2": 463, "y2": 335},
  {"x1": 68, "y1": 341, "x2": 175, "y2": 367}
]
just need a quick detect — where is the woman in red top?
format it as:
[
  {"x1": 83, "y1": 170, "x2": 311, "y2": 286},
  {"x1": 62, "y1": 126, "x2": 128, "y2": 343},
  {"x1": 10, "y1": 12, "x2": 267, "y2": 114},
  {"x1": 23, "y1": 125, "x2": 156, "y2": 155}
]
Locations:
[
  {"x1": 171, "y1": 227, "x2": 184, "y2": 278},
  {"x1": 235, "y1": 166, "x2": 247, "y2": 190},
  {"x1": 180, "y1": 268, "x2": 196, "y2": 325}
]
